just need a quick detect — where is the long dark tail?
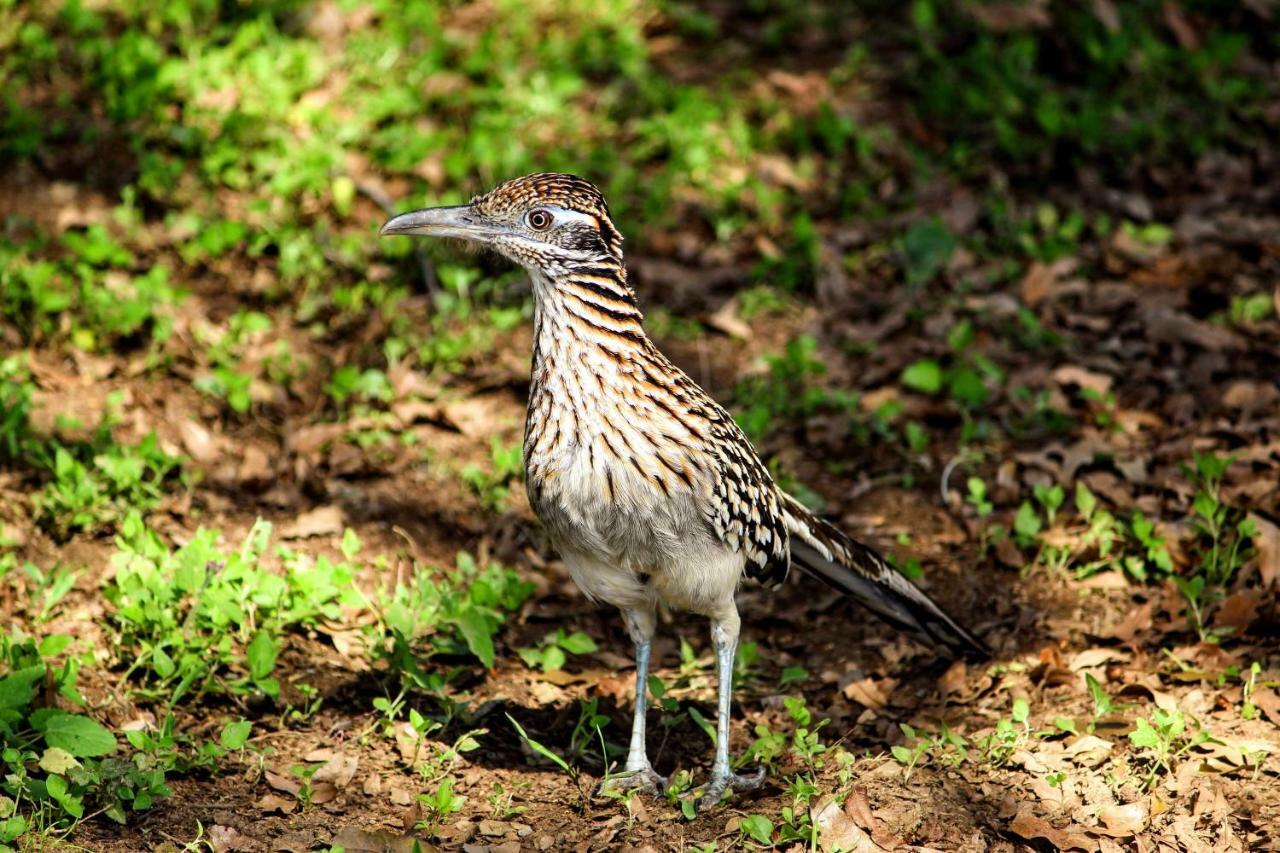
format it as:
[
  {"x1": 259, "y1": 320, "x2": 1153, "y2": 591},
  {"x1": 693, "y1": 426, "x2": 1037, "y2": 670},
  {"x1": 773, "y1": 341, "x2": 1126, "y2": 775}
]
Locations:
[{"x1": 779, "y1": 493, "x2": 988, "y2": 660}]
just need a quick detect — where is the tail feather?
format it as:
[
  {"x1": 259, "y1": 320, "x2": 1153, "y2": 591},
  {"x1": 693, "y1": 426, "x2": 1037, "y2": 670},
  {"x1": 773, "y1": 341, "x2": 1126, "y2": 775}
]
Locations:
[{"x1": 779, "y1": 494, "x2": 988, "y2": 660}]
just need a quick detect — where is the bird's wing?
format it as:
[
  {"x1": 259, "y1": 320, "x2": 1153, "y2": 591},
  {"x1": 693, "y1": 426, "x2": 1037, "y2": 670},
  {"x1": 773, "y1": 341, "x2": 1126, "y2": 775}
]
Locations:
[
  {"x1": 778, "y1": 491, "x2": 988, "y2": 659},
  {"x1": 697, "y1": 402, "x2": 791, "y2": 586}
]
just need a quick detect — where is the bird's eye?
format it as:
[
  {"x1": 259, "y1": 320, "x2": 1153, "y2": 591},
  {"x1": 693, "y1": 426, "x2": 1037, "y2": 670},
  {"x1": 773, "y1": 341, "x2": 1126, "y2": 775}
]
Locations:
[{"x1": 525, "y1": 209, "x2": 553, "y2": 231}]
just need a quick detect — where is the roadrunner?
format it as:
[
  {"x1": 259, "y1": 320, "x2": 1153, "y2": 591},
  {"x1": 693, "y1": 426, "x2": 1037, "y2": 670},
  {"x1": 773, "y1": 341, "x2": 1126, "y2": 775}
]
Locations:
[{"x1": 381, "y1": 173, "x2": 986, "y2": 809}]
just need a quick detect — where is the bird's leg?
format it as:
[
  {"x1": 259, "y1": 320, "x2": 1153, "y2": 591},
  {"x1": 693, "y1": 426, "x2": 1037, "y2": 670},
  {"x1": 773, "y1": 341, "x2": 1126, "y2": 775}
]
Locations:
[
  {"x1": 695, "y1": 608, "x2": 765, "y2": 812},
  {"x1": 597, "y1": 607, "x2": 666, "y2": 795}
]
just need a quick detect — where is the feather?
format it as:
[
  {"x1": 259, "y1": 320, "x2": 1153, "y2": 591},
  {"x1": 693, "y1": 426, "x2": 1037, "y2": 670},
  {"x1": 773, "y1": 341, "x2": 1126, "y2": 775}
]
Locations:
[{"x1": 779, "y1": 493, "x2": 988, "y2": 660}]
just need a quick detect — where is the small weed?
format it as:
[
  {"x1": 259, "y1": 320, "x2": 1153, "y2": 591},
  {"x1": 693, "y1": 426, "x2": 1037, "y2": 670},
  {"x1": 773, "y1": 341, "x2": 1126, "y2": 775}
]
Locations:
[{"x1": 517, "y1": 628, "x2": 598, "y2": 673}]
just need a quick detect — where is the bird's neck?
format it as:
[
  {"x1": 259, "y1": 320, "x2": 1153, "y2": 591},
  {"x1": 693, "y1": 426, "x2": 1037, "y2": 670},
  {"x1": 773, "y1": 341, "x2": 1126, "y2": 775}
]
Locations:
[{"x1": 529, "y1": 259, "x2": 650, "y2": 372}]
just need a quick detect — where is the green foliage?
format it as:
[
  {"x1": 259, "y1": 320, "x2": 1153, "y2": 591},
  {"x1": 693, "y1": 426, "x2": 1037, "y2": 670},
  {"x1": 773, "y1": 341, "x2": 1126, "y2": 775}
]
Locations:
[
  {"x1": 736, "y1": 336, "x2": 857, "y2": 441},
  {"x1": 517, "y1": 628, "x2": 598, "y2": 673},
  {"x1": 35, "y1": 433, "x2": 183, "y2": 541},
  {"x1": 104, "y1": 515, "x2": 365, "y2": 703},
  {"x1": 907, "y1": 0, "x2": 1274, "y2": 176},
  {"x1": 461, "y1": 439, "x2": 524, "y2": 513},
  {"x1": 373, "y1": 551, "x2": 535, "y2": 687},
  {"x1": 0, "y1": 632, "x2": 175, "y2": 841}
]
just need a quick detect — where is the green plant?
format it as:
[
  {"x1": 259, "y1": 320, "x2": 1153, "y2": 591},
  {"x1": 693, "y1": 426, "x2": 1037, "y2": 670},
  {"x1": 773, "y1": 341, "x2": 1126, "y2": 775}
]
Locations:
[
  {"x1": 1127, "y1": 707, "x2": 1215, "y2": 789},
  {"x1": 517, "y1": 628, "x2": 598, "y2": 673},
  {"x1": 105, "y1": 515, "x2": 365, "y2": 703},
  {"x1": 373, "y1": 551, "x2": 535, "y2": 691},
  {"x1": 0, "y1": 632, "x2": 172, "y2": 842},
  {"x1": 461, "y1": 438, "x2": 524, "y2": 513}
]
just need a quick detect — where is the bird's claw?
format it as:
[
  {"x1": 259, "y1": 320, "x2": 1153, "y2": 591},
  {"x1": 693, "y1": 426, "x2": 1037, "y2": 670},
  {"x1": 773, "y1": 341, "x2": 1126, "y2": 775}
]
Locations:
[
  {"x1": 693, "y1": 765, "x2": 766, "y2": 813},
  {"x1": 596, "y1": 766, "x2": 668, "y2": 797}
]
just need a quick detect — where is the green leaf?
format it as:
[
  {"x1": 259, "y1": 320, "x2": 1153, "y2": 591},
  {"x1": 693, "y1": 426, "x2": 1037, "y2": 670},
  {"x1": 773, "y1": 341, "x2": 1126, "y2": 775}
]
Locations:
[
  {"x1": 37, "y1": 712, "x2": 116, "y2": 757},
  {"x1": 740, "y1": 814, "x2": 774, "y2": 844},
  {"x1": 38, "y1": 747, "x2": 80, "y2": 774},
  {"x1": 246, "y1": 631, "x2": 279, "y2": 681},
  {"x1": 557, "y1": 631, "x2": 597, "y2": 655},
  {"x1": 1075, "y1": 482, "x2": 1097, "y2": 520},
  {"x1": 0, "y1": 665, "x2": 45, "y2": 711},
  {"x1": 1128, "y1": 720, "x2": 1160, "y2": 749},
  {"x1": 220, "y1": 720, "x2": 252, "y2": 751},
  {"x1": 902, "y1": 218, "x2": 955, "y2": 286},
  {"x1": 341, "y1": 528, "x2": 362, "y2": 559},
  {"x1": 901, "y1": 359, "x2": 943, "y2": 394},
  {"x1": 687, "y1": 706, "x2": 717, "y2": 748},
  {"x1": 505, "y1": 713, "x2": 570, "y2": 773},
  {"x1": 891, "y1": 745, "x2": 912, "y2": 764},
  {"x1": 1014, "y1": 501, "x2": 1042, "y2": 540},
  {"x1": 455, "y1": 609, "x2": 495, "y2": 669}
]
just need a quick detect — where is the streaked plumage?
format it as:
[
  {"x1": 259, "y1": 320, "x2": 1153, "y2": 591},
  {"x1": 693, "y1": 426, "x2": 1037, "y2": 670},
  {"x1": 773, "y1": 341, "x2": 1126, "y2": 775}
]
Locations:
[{"x1": 381, "y1": 173, "x2": 986, "y2": 810}]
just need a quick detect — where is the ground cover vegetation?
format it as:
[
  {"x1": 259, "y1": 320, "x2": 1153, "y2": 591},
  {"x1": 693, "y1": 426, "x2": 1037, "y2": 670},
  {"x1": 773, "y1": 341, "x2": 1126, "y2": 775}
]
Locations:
[{"x1": 0, "y1": 0, "x2": 1277, "y2": 849}]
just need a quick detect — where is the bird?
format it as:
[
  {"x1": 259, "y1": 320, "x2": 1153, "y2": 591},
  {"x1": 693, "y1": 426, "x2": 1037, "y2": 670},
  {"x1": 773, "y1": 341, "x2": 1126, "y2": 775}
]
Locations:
[{"x1": 380, "y1": 173, "x2": 987, "y2": 811}]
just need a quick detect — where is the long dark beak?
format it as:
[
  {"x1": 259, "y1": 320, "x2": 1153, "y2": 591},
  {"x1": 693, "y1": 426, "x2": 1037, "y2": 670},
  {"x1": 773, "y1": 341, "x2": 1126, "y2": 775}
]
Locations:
[{"x1": 379, "y1": 204, "x2": 493, "y2": 241}]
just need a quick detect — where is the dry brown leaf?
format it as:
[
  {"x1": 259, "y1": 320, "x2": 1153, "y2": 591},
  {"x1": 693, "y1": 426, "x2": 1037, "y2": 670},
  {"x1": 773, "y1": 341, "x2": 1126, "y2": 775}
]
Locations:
[
  {"x1": 208, "y1": 824, "x2": 255, "y2": 853},
  {"x1": 283, "y1": 505, "x2": 346, "y2": 539},
  {"x1": 178, "y1": 419, "x2": 220, "y2": 464},
  {"x1": 309, "y1": 781, "x2": 338, "y2": 804},
  {"x1": 1250, "y1": 687, "x2": 1280, "y2": 725},
  {"x1": 1214, "y1": 589, "x2": 1261, "y2": 633},
  {"x1": 264, "y1": 768, "x2": 301, "y2": 796},
  {"x1": 705, "y1": 298, "x2": 752, "y2": 340},
  {"x1": 331, "y1": 826, "x2": 439, "y2": 853},
  {"x1": 1066, "y1": 736, "x2": 1114, "y2": 768},
  {"x1": 1053, "y1": 365, "x2": 1113, "y2": 396},
  {"x1": 811, "y1": 796, "x2": 879, "y2": 852},
  {"x1": 313, "y1": 752, "x2": 359, "y2": 788},
  {"x1": 1008, "y1": 805, "x2": 1094, "y2": 850},
  {"x1": 1070, "y1": 648, "x2": 1124, "y2": 671},
  {"x1": 1098, "y1": 801, "x2": 1148, "y2": 836},
  {"x1": 255, "y1": 793, "x2": 297, "y2": 814},
  {"x1": 1248, "y1": 513, "x2": 1279, "y2": 587},
  {"x1": 1020, "y1": 257, "x2": 1078, "y2": 305},
  {"x1": 844, "y1": 787, "x2": 899, "y2": 850},
  {"x1": 937, "y1": 659, "x2": 967, "y2": 698},
  {"x1": 842, "y1": 677, "x2": 893, "y2": 711}
]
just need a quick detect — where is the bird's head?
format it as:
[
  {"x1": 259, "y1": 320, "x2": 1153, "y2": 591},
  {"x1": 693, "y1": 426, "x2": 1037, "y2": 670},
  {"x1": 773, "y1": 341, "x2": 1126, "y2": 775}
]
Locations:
[{"x1": 379, "y1": 173, "x2": 624, "y2": 272}]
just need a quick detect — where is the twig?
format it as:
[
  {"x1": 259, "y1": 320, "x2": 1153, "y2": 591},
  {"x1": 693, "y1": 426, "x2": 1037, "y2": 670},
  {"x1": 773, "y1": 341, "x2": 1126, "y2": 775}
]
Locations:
[{"x1": 357, "y1": 178, "x2": 440, "y2": 297}]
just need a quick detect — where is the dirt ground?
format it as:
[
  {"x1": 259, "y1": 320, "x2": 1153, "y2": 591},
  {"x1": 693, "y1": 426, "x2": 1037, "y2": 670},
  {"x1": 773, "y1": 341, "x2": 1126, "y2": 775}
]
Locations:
[
  {"x1": 2, "y1": 3, "x2": 1280, "y2": 850},
  {"x1": 3, "y1": 155, "x2": 1277, "y2": 852}
]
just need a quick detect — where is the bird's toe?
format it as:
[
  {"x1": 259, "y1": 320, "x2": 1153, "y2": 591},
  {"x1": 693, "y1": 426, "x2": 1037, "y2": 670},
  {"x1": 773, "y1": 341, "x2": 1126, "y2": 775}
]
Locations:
[
  {"x1": 693, "y1": 766, "x2": 767, "y2": 813},
  {"x1": 597, "y1": 766, "x2": 667, "y2": 797}
]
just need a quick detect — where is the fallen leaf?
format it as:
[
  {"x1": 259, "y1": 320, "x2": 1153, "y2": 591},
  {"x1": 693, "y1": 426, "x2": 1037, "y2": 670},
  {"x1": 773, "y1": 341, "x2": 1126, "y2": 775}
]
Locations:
[
  {"x1": 1250, "y1": 687, "x2": 1280, "y2": 725},
  {"x1": 1008, "y1": 804, "x2": 1093, "y2": 850},
  {"x1": 705, "y1": 298, "x2": 752, "y2": 340},
  {"x1": 1053, "y1": 365, "x2": 1113, "y2": 396},
  {"x1": 255, "y1": 793, "x2": 297, "y2": 814},
  {"x1": 265, "y1": 768, "x2": 302, "y2": 796},
  {"x1": 283, "y1": 505, "x2": 346, "y2": 539},
  {"x1": 1213, "y1": 589, "x2": 1261, "y2": 633},
  {"x1": 1070, "y1": 648, "x2": 1123, "y2": 670},
  {"x1": 310, "y1": 781, "x2": 338, "y2": 804},
  {"x1": 1066, "y1": 736, "x2": 1114, "y2": 768},
  {"x1": 330, "y1": 826, "x2": 439, "y2": 853},
  {"x1": 810, "y1": 796, "x2": 877, "y2": 852},
  {"x1": 178, "y1": 419, "x2": 220, "y2": 464},
  {"x1": 937, "y1": 659, "x2": 967, "y2": 698},
  {"x1": 1020, "y1": 257, "x2": 1078, "y2": 305},
  {"x1": 313, "y1": 752, "x2": 359, "y2": 788},
  {"x1": 1248, "y1": 513, "x2": 1279, "y2": 587},
  {"x1": 842, "y1": 677, "x2": 893, "y2": 711},
  {"x1": 209, "y1": 824, "x2": 255, "y2": 853},
  {"x1": 1098, "y1": 801, "x2": 1147, "y2": 836}
]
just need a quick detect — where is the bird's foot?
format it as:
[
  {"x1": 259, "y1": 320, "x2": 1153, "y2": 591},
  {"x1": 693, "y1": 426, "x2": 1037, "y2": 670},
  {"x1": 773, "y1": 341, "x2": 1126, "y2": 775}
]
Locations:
[
  {"x1": 693, "y1": 765, "x2": 766, "y2": 813},
  {"x1": 596, "y1": 765, "x2": 668, "y2": 797}
]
